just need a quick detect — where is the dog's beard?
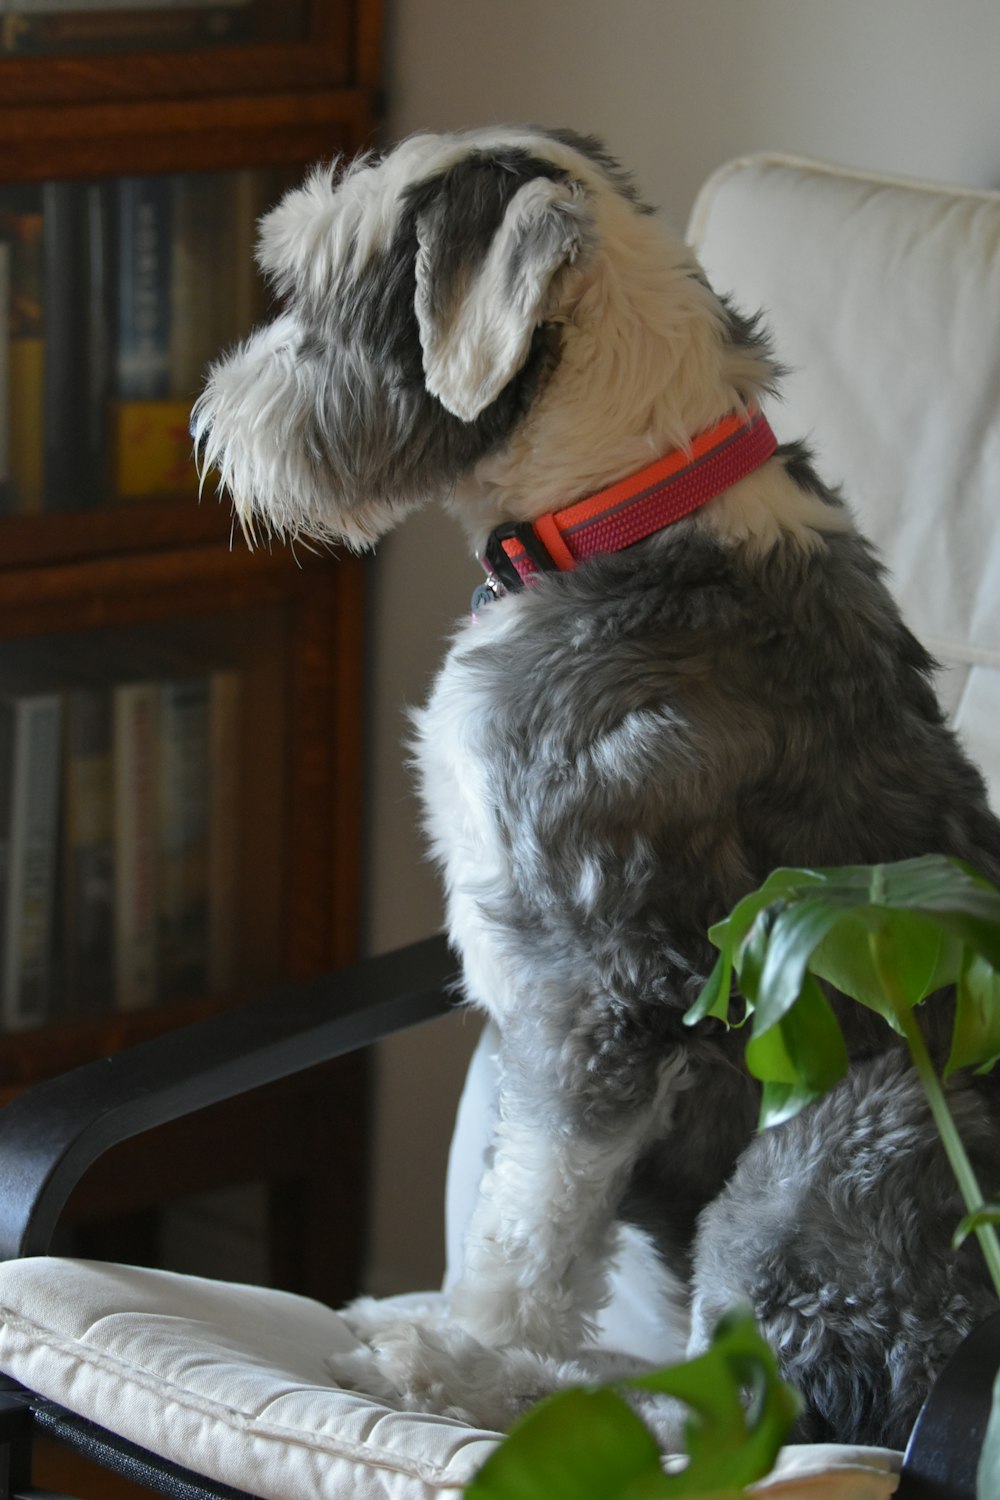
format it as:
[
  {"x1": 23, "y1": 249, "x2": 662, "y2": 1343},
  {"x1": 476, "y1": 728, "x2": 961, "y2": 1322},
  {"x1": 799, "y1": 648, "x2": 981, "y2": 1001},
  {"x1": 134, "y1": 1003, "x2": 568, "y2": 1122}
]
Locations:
[{"x1": 192, "y1": 311, "x2": 428, "y2": 551}]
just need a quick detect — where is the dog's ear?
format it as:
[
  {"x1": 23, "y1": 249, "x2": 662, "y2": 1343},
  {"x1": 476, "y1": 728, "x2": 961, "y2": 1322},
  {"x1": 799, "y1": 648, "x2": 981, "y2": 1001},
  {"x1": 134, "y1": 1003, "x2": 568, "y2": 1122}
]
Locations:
[{"x1": 414, "y1": 175, "x2": 588, "y2": 422}]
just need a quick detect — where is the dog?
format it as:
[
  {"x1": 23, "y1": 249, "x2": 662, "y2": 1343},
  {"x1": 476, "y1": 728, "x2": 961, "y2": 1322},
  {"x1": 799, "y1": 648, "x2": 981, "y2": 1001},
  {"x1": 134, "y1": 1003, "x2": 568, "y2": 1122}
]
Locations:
[{"x1": 193, "y1": 127, "x2": 1000, "y2": 1450}]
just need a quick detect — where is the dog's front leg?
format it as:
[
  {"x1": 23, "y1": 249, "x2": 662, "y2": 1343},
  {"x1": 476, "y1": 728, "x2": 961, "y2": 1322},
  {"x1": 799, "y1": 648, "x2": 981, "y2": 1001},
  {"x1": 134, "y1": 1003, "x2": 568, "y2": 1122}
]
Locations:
[
  {"x1": 450, "y1": 1040, "x2": 684, "y2": 1359},
  {"x1": 327, "y1": 1013, "x2": 684, "y2": 1423}
]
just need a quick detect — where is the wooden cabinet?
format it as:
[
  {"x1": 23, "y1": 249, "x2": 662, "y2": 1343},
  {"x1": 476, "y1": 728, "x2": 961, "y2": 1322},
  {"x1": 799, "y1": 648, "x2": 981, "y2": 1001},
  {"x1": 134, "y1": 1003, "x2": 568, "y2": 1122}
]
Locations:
[
  {"x1": 0, "y1": 0, "x2": 381, "y2": 180},
  {"x1": 0, "y1": 0, "x2": 380, "y2": 1304}
]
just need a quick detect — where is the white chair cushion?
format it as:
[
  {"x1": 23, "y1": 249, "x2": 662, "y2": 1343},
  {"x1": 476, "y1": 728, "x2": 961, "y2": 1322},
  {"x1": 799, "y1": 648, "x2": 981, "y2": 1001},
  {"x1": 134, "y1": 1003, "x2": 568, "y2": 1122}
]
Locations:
[
  {"x1": 688, "y1": 154, "x2": 1000, "y2": 805},
  {"x1": 0, "y1": 1259, "x2": 498, "y2": 1500},
  {"x1": 0, "y1": 1257, "x2": 901, "y2": 1499}
]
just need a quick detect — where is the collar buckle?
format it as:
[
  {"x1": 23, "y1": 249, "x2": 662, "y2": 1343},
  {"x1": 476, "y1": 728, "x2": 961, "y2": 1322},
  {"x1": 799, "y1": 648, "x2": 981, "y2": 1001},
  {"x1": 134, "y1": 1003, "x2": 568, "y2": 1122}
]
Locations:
[{"x1": 483, "y1": 521, "x2": 558, "y2": 593}]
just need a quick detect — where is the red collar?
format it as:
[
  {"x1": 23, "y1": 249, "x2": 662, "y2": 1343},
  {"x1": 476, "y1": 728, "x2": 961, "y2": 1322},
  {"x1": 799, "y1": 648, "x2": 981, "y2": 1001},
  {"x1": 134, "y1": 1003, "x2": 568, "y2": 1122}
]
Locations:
[{"x1": 479, "y1": 407, "x2": 778, "y2": 598}]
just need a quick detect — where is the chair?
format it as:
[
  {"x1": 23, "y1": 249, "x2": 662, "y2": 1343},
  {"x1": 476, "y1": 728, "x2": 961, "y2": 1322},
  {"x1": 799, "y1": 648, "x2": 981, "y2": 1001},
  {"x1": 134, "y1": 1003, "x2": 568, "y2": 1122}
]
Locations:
[{"x1": 2, "y1": 153, "x2": 999, "y2": 1500}]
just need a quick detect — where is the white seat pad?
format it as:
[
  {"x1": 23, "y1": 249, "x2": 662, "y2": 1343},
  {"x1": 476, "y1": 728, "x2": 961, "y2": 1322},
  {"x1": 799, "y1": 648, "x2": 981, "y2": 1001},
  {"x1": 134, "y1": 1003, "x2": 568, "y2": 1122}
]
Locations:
[
  {"x1": 0, "y1": 1259, "x2": 498, "y2": 1500},
  {"x1": 0, "y1": 1258, "x2": 900, "y2": 1499}
]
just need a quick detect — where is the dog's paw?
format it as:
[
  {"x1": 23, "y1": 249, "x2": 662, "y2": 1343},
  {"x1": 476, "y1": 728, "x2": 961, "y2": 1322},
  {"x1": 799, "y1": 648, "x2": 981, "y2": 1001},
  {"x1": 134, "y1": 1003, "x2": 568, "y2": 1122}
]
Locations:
[
  {"x1": 325, "y1": 1316, "x2": 511, "y2": 1426},
  {"x1": 337, "y1": 1292, "x2": 445, "y2": 1346},
  {"x1": 325, "y1": 1339, "x2": 411, "y2": 1406},
  {"x1": 325, "y1": 1314, "x2": 663, "y2": 1435}
]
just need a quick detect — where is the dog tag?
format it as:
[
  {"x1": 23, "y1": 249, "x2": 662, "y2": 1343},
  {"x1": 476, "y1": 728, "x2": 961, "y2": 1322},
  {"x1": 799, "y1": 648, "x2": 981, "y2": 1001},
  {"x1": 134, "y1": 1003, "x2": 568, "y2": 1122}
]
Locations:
[{"x1": 470, "y1": 583, "x2": 497, "y2": 619}]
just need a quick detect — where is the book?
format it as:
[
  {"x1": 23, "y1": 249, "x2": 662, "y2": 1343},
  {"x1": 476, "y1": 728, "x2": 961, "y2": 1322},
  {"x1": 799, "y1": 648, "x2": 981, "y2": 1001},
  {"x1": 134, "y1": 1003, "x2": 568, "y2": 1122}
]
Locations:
[
  {"x1": 113, "y1": 679, "x2": 159, "y2": 1010},
  {"x1": 41, "y1": 182, "x2": 85, "y2": 509},
  {"x1": 0, "y1": 242, "x2": 9, "y2": 513},
  {"x1": 169, "y1": 172, "x2": 230, "y2": 400},
  {"x1": 2, "y1": 4, "x2": 250, "y2": 54},
  {"x1": 63, "y1": 686, "x2": 115, "y2": 1014},
  {"x1": 108, "y1": 397, "x2": 199, "y2": 498},
  {"x1": 83, "y1": 180, "x2": 111, "y2": 506},
  {"x1": 207, "y1": 668, "x2": 240, "y2": 993},
  {"x1": 107, "y1": 169, "x2": 268, "y2": 499},
  {"x1": 113, "y1": 176, "x2": 173, "y2": 401},
  {"x1": 0, "y1": 693, "x2": 63, "y2": 1032},
  {"x1": 227, "y1": 169, "x2": 267, "y2": 345},
  {"x1": 0, "y1": 208, "x2": 45, "y2": 513},
  {"x1": 42, "y1": 181, "x2": 109, "y2": 509},
  {"x1": 157, "y1": 676, "x2": 210, "y2": 1002},
  {"x1": 169, "y1": 171, "x2": 265, "y2": 399}
]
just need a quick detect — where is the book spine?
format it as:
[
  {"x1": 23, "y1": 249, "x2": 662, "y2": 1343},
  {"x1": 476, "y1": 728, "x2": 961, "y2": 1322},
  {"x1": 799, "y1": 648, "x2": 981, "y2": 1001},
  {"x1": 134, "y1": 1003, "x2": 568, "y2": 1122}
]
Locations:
[
  {"x1": 157, "y1": 677, "x2": 210, "y2": 1002},
  {"x1": 208, "y1": 668, "x2": 241, "y2": 993},
  {"x1": 42, "y1": 182, "x2": 92, "y2": 509},
  {"x1": 229, "y1": 169, "x2": 266, "y2": 336},
  {"x1": 1, "y1": 210, "x2": 45, "y2": 513},
  {"x1": 169, "y1": 173, "x2": 225, "y2": 401},
  {"x1": 63, "y1": 686, "x2": 115, "y2": 1013},
  {"x1": 84, "y1": 182, "x2": 110, "y2": 506},
  {"x1": 1, "y1": 694, "x2": 63, "y2": 1033},
  {"x1": 113, "y1": 680, "x2": 159, "y2": 1010},
  {"x1": 0, "y1": 243, "x2": 9, "y2": 513},
  {"x1": 114, "y1": 176, "x2": 172, "y2": 401}
]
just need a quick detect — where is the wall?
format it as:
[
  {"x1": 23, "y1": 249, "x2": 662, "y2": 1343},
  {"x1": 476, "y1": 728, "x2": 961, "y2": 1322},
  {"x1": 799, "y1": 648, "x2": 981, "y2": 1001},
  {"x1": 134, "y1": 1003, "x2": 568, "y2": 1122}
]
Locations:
[{"x1": 364, "y1": 0, "x2": 1000, "y2": 1294}]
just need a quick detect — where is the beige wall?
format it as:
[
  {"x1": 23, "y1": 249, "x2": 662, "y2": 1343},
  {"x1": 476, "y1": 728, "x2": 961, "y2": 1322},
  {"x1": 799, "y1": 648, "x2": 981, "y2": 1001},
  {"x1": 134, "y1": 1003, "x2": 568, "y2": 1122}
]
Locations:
[{"x1": 364, "y1": 0, "x2": 1000, "y2": 1294}]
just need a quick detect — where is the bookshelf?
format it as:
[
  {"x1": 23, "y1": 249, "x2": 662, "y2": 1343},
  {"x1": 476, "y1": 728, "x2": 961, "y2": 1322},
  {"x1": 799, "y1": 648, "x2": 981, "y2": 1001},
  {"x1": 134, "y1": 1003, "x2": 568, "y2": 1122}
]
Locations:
[{"x1": 0, "y1": 0, "x2": 380, "y2": 1310}]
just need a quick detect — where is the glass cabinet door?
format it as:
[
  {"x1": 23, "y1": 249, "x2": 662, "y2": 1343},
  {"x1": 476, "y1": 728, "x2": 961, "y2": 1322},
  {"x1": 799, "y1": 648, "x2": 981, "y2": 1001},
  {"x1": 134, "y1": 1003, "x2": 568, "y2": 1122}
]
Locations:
[
  {"x1": 0, "y1": 169, "x2": 281, "y2": 516},
  {"x1": 0, "y1": 607, "x2": 294, "y2": 1042}
]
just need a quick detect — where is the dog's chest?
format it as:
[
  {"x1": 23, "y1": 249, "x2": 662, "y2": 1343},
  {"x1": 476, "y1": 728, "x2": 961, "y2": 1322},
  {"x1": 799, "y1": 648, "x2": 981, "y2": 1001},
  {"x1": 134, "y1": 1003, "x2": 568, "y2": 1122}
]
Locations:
[{"x1": 411, "y1": 609, "x2": 536, "y2": 1023}]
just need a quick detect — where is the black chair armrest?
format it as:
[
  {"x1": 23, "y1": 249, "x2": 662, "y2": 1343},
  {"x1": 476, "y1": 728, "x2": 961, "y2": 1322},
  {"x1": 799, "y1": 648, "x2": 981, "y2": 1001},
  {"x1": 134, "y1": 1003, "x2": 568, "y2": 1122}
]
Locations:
[
  {"x1": 0, "y1": 934, "x2": 459, "y2": 1262},
  {"x1": 896, "y1": 1308, "x2": 1000, "y2": 1500}
]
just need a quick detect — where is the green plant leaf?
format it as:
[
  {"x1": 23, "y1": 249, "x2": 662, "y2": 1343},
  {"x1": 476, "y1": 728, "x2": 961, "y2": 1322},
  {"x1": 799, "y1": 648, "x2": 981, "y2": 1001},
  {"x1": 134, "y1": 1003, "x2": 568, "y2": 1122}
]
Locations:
[
  {"x1": 468, "y1": 1314, "x2": 800, "y2": 1500},
  {"x1": 977, "y1": 1368, "x2": 1000, "y2": 1500},
  {"x1": 745, "y1": 975, "x2": 849, "y2": 1129},
  {"x1": 626, "y1": 1311, "x2": 801, "y2": 1494},
  {"x1": 814, "y1": 907, "x2": 961, "y2": 1020},
  {"x1": 948, "y1": 954, "x2": 1000, "y2": 1077},
  {"x1": 685, "y1": 951, "x2": 733, "y2": 1027},
  {"x1": 689, "y1": 871, "x2": 830, "y2": 1031},
  {"x1": 732, "y1": 902, "x2": 781, "y2": 1008},
  {"x1": 953, "y1": 1201, "x2": 1000, "y2": 1249},
  {"x1": 754, "y1": 1080, "x2": 818, "y2": 1130},
  {"x1": 750, "y1": 902, "x2": 845, "y2": 1034},
  {"x1": 465, "y1": 1385, "x2": 667, "y2": 1500},
  {"x1": 807, "y1": 912, "x2": 899, "y2": 1022},
  {"x1": 868, "y1": 856, "x2": 1000, "y2": 969},
  {"x1": 705, "y1": 869, "x2": 827, "y2": 964},
  {"x1": 810, "y1": 911, "x2": 948, "y2": 1027}
]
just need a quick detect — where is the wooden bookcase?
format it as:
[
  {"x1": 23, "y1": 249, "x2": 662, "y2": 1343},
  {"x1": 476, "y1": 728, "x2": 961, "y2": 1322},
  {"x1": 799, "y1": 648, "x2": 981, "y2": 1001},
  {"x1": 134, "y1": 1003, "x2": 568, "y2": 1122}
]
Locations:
[{"x1": 0, "y1": 0, "x2": 381, "y2": 1308}]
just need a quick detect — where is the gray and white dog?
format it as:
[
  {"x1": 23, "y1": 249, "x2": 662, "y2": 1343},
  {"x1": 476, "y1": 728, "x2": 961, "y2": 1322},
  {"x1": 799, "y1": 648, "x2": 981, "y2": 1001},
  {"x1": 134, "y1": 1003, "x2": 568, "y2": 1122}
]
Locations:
[{"x1": 194, "y1": 127, "x2": 1000, "y2": 1450}]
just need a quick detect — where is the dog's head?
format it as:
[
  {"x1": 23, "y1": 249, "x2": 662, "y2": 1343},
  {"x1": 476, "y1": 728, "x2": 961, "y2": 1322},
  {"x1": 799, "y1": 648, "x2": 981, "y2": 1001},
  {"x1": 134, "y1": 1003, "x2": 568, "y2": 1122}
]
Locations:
[{"x1": 193, "y1": 128, "x2": 770, "y2": 551}]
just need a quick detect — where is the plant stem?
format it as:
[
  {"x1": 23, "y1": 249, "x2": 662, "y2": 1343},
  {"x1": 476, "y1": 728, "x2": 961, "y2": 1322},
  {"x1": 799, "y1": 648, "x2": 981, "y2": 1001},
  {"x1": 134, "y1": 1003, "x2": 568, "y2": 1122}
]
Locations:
[{"x1": 869, "y1": 932, "x2": 1000, "y2": 1301}]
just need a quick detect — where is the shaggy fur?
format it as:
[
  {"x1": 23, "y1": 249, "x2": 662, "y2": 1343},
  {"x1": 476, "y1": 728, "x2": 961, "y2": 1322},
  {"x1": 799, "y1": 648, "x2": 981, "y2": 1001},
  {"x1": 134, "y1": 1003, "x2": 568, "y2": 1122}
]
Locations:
[{"x1": 194, "y1": 127, "x2": 1000, "y2": 1450}]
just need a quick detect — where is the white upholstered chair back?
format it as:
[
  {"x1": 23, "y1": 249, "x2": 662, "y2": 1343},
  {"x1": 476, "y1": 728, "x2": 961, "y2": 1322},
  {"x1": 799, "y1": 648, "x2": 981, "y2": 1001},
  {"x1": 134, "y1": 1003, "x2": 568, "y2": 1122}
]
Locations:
[{"x1": 689, "y1": 154, "x2": 1000, "y2": 807}]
